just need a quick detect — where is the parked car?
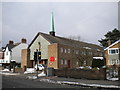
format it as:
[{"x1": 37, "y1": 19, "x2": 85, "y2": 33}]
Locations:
[{"x1": 34, "y1": 64, "x2": 45, "y2": 71}]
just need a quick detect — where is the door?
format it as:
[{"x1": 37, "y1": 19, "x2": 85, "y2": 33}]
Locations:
[{"x1": 68, "y1": 60, "x2": 71, "y2": 68}]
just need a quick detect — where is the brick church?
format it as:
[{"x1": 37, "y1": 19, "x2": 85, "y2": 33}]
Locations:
[{"x1": 21, "y1": 13, "x2": 104, "y2": 69}]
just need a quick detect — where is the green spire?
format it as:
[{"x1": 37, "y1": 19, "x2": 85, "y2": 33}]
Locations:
[{"x1": 50, "y1": 12, "x2": 55, "y2": 32}]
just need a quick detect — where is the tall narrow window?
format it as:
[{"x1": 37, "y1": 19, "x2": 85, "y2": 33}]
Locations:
[
  {"x1": 64, "y1": 60, "x2": 67, "y2": 65},
  {"x1": 61, "y1": 48, "x2": 63, "y2": 53},
  {"x1": 68, "y1": 49, "x2": 70, "y2": 53},
  {"x1": 6, "y1": 52, "x2": 8, "y2": 55},
  {"x1": 64, "y1": 49, "x2": 67, "y2": 53},
  {"x1": 60, "y1": 60, "x2": 64, "y2": 65}
]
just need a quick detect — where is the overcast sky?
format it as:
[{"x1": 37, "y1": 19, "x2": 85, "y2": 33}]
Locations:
[{"x1": 1, "y1": 1, "x2": 118, "y2": 47}]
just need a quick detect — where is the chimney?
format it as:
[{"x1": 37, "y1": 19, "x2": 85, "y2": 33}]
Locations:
[
  {"x1": 108, "y1": 39, "x2": 111, "y2": 46},
  {"x1": 49, "y1": 32, "x2": 55, "y2": 36},
  {"x1": 21, "y1": 38, "x2": 27, "y2": 43},
  {"x1": 9, "y1": 40, "x2": 14, "y2": 45}
]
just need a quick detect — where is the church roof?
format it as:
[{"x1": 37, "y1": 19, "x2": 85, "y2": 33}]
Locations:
[{"x1": 28, "y1": 32, "x2": 103, "y2": 51}]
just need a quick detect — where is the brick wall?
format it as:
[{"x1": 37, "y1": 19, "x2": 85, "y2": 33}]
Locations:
[
  {"x1": 48, "y1": 43, "x2": 58, "y2": 69},
  {"x1": 48, "y1": 43, "x2": 104, "y2": 69},
  {"x1": 15, "y1": 68, "x2": 24, "y2": 73},
  {"x1": 54, "y1": 68, "x2": 106, "y2": 80},
  {"x1": 21, "y1": 49, "x2": 32, "y2": 68}
]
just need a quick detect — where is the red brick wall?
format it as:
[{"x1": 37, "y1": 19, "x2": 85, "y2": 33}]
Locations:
[
  {"x1": 21, "y1": 49, "x2": 32, "y2": 68},
  {"x1": 48, "y1": 43, "x2": 58, "y2": 69}
]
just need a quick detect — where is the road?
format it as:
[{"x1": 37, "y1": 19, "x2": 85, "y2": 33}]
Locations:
[{"x1": 2, "y1": 75, "x2": 83, "y2": 89}]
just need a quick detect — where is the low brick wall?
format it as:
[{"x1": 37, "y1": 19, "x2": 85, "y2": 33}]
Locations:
[
  {"x1": 15, "y1": 68, "x2": 24, "y2": 73},
  {"x1": 54, "y1": 68, "x2": 106, "y2": 80}
]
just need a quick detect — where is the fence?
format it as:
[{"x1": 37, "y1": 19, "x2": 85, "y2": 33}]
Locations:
[{"x1": 54, "y1": 68, "x2": 106, "y2": 80}]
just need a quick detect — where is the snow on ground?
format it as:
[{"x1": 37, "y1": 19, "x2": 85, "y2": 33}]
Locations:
[
  {"x1": 0, "y1": 68, "x2": 20, "y2": 75},
  {"x1": 40, "y1": 79, "x2": 120, "y2": 88},
  {"x1": 24, "y1": 68, "x2": 36, "y2": 74},
  {"x1": 107, "y1": 78, "x2": 119, "y2": 81},
  {"x1": 1, "y1": 72, "x2": 20, "y2": 75},
  {"x1": 38, "y1": 71, "x2": 46, "y2": 77},
  {"x1": 27, "y1": 71, "x2": 46, "y2": 79},
  {"x1": 28, "y1": 76, "x2": 37, "y2": 79},
  {"x1": 2, "y1": 69, "x2": 9, "y2": 72}
]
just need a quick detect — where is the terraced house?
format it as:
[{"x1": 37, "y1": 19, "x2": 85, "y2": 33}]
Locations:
[{"x1": 22, "y1": 13, "x2": 104, "y2": 69}]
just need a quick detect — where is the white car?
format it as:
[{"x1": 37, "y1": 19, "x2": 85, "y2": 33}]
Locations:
[{"x1": 34, "y1": 64, "x2": 45, "y2": 71}]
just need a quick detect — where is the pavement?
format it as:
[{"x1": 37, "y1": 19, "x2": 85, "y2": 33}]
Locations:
[
  {"x1": 37, "y1": 76, "x2": 120, "y2": 89},
  {"x1": 1, "y1": 70, "x2": 120, "y2": 89}
]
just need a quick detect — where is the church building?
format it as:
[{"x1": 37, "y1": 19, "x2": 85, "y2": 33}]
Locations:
[{"x1": 22, "y1": 13, "x2": 104, "y2": 69}]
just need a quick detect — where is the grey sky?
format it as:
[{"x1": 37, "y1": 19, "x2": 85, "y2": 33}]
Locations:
[{"x1": 2, "y1": 2, "x2": 118, "y2": 47}]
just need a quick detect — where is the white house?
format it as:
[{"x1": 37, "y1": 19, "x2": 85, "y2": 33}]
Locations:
[{"x1": 3, "y1": 39, "x2": 28, "y2": 65}]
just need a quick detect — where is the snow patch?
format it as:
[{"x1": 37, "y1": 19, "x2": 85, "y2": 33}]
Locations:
[
  {"x1": 107, "y1": 78, "x2": 119, "y2": 81},
  {"x1": 0, "y1": 72, "x2": 19, "y2": 75},
  {"x1": 28, "y1": 76, "x2": 37, "y2": 79},
  {"x1": 40, "y1": 79, "x2": 120, "y2": 88},
  {"x1": 2, "y1": 69, "x2": 9, "y2": 72},
  {"x1": 40, "y1": 79, "x2": 56, "y2": 84},
  {"x1": 38, "y1": 71, "x2": 46, "y2": 77},
  {"x1": 24, "y1": 68, "x2": 36, "y2": 74}
]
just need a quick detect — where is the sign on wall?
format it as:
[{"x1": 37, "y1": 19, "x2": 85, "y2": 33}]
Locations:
[{"x1": 50, "y1": 56, "x2": 55, "y2": 62}]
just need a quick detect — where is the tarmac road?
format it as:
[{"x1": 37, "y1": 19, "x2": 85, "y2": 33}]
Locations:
[{"x1": 2, "y1": 75, "x2": 84, "y2": 89}]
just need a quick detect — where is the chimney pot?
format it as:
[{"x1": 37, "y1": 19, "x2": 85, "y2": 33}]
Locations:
[
  {"x1": 21, "y1": 38, "x2": 27, "y2": 43},
  {"x1": 9, "y1": 41, "x2": 14, "y2": 45}
]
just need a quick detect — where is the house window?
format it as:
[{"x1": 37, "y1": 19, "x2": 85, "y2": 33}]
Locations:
[
  {"x1": 83, "y1": 51, "x2": 86, "y2": 55},
  {"x1": 6, "y1": 52, "x2": 8, "y2": 55},
  {"x1": 64, "y1": 60, "x2": 67, "y2": 65},
  {"x1": 64, "y1": 49, "x2": 67, "y2": 53},
  {"x1": 108, "y1": 48, "x2": 119, "y2": 55},
  {"x1": 76, "y1": 61, "x2": 79, "y2": 65},
  {"x1": 68, "y1": 49, "x2": 70, "y2": 53},
  {"x1": 61, "y1": 48, "x2": 63, "y2": 53},
  {"x1": 84, "y1": 60, "x2": 86, "y2": 65},
  {"x1": 76, "y1": 50, "x2": 79, "y2": 54},
  {"x1": 60, "y1": 60, "x2": 64, "y2": 65},
  {"x1": 116, "y1": 60, "x2": 120, "y2": 65},
  {"x1": 111, "y1": 59, "x2": 117, "y2": 65}
]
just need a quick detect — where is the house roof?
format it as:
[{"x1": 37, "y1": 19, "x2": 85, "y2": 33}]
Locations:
[
  {"x1": 5, "y1": 42, "x2": 21, "y2": 52},
  {"x1": 104, "y1": 39, "x2": 120, "y2": 50},
  {"x1": 28, "y1": 32, "x2": 103, "y2": 51}
]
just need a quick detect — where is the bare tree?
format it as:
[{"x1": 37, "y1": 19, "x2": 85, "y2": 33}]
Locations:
[{"x1": 75, "y1": 49, "x2": 92, "y2": 67}]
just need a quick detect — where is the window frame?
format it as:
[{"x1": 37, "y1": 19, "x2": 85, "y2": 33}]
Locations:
[{"x1": 108, "y1": 48, "x2": 119, "y2": 55}]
